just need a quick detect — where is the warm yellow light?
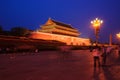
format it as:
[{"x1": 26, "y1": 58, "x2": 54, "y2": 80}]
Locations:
[
  {"x1": 116, "y1": 32, "x2": 120, "y2": 38},
  {"x1": 91, "y1": 18, "x2": 103, "y2": 28}
]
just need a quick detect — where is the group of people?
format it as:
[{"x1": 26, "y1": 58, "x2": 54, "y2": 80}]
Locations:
[{"x1": 91, "y1": 45, "x2": 112, "y2": 67}]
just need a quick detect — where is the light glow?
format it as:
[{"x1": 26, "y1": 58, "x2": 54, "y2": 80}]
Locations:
[{"x1": 116, "y1": 32, "x2": 120, "y2": 38}]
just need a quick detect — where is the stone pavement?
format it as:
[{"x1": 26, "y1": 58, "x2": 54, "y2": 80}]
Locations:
[{"x1": 0, "y1": 50, "x2": 120, "y2": 80}]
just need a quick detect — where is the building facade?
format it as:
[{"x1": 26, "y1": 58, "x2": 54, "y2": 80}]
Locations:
[{"x1": 30, "y1": 18, "x2": 90, "y2": 46}]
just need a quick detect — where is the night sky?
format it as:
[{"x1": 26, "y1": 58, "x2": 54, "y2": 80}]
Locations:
[{"x1": 0, "y1": 0, "x2": 120, "y2": 43}]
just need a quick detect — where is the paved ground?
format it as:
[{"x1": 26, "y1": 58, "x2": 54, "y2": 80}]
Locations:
[{"x1": 0, "y1": 50, "x2": 120, "y2": 80}]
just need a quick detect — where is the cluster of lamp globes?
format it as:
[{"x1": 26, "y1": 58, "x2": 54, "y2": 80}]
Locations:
[
  {"x1": 91, "y1": 18, "x2": 103, "y2": 28},
  {"x1": 90, "y1": 18, "x2": 103, "y2": 37}
]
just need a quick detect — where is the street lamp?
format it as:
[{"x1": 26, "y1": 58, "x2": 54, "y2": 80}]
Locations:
[{"x1": 91, "y1": 18, "x2": 103, "y2": 45}]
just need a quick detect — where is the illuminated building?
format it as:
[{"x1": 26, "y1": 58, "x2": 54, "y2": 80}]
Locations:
[
  {"x1": 37, "y1": 18, "x2": 80, "y2": 37},
  {"x1": 30, "y1": 18, "x2": 90, "y2": 45}
]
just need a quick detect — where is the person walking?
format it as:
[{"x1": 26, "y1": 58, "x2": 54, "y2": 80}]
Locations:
[
  {"x1": 106, "y1": 46, "x2": 112, "y2": 55},
  {"x1": 118, "y1": 45, "x2": 120, "y2": 57},
  {"x1": 101, "y1": 46, "x2": 107, "y2": 66},
  {"x1": 92, "y1": 46, "x2": 101, "y2": 67},
  {"x1": 116, "y1": 46, "x2": 120, "y2": 58}
]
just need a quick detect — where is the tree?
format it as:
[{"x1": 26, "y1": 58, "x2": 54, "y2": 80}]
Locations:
[
  {"x1": 0, "y1": 25, "x2": 3, "y2": 32},
  {"x1": 0, "y1": 25, "x2": 4, "y2": 35},
  {"x1": 11, "y1": 27, "x2": 30, "y2": 36}
]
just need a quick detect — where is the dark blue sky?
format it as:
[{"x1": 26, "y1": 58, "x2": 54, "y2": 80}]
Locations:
[{"x1": 0, "y1": 0, "x2": 120, "y2": 43}]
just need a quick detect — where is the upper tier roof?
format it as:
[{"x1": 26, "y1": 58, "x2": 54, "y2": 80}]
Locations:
[{"x1": 45, "y1": 18, "x2": 75, "y2": 29}]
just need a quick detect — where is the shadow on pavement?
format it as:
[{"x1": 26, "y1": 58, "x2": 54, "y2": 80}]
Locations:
[
  {"x1": 102, "y1": 66, "x2": 115, "y2": 80},
  {"x1": 92, "y1": 65, "x2": 116, "y2": 80},
  {"x1": 93, "y1": 67, "x2": 101, "y2": 80}
]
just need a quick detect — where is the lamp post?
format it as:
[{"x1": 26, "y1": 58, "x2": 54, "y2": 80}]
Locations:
[
  {"x1": 91, "y1": 18, "x2": 103, "y2": 45},
  {"x1": 116, "y1": 32, "x2": 120, "y2": 45}
]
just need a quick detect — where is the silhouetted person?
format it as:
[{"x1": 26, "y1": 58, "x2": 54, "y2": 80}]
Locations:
[
  {"x1": 101, "y1": 46, "x2": 107, "y2": 66},
  {"x1": 89, "y1": 45, "x2": 93, "y2": 52},
  {"x1": 116, "y1": 46, "x2": 120, "y2": 58},
  {"x1": 102, "y1": 46, "x2": 112, "y2": 66},
  {"x1": 118, "y1": 45, "x2": 120, "y2": 57}
]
